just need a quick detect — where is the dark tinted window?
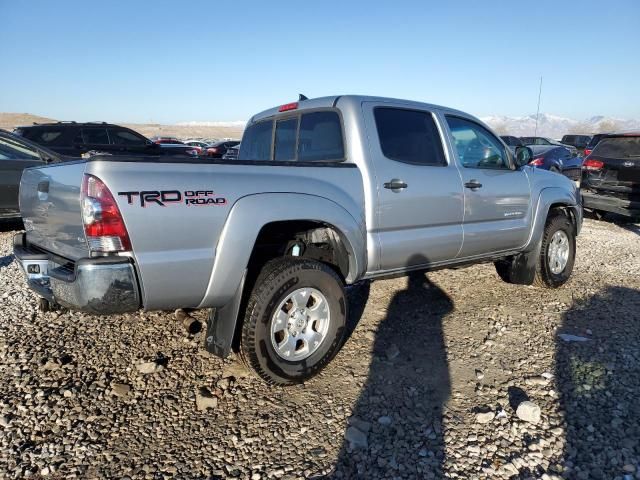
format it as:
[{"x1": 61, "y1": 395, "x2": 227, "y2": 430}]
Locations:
[
  {"x1": 592, "y1": 137, "x2": 640, "y2": 158},
  {"x1": 446, "y1": 116, "x2": 509, "y2": 169},
  {"x1": 274, "y1": 118, "x2": 298, "y2": 161},
  {"x1": 82, "y1": 128, "x2": 109, "y2": 145},
  {"x1": 374, "y1": 108, "x2": 445, "y2": 166},
  {"x1": 21, "y1": 127, "x2": 68, "y2": 146},
  {"x1": 298, "y1": 111, "x2": 344, "y2": 161},
  {"x1": 109, "y1": 129, "x2": 147, "y2": 146},
  {"x1": 239, "y1": 120, "x2": 273, "y2": 160}
]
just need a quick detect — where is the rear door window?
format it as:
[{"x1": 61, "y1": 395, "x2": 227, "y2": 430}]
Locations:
[
  {"x1": 82, "y1": 128, "x2": 109, "y2": 145},
  {"x1": 239, "y1": 120, "x2": 273, "y2": 161},
  {"x1": 298, "y1": 111, "x2": 344, "y2": 161},
  {"x1": 274, "y1": 118, "x2": 298, "y2": 161},
  {"x1": 374, "y1": 107, "x2": 446, "y2": 166}
]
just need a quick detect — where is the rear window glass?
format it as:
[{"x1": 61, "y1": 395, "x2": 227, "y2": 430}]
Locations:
[
  {"x1": 592, "y1": 137, "x2": 640, "y2": 158},
  {"x1": 239, "y1": 120, "x2": 273, "y2": 161},
  {"x1": 239, "y1": 110, "x2": 345, "y2": 162},
  {"x1": 274, "y1": 118, "x2": 298, "y2": 161},
  {"x1": 82, "y1": 128, "x2": 109, "y2": 144},
  {"x1": 374, "y1": 107, "x2": 446, "y2": 166}
]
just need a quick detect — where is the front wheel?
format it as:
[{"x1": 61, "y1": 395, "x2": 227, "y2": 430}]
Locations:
[
  {"x1": 240, "y1": 257, "x2": 347, "y2": 385},
  {"x1": 533, "y1": 213, "x2": 576, "y2": 288}
]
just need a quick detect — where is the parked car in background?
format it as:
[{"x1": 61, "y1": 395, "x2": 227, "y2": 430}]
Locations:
[
  {"x1": 500, "y1": 136, "x2": 524, "y2": 148},
  {"x1": 561, "y1": 134, "x2": 592, "y2": 155},
  {"x1": 522, "y1": 136, "x2": 578, "y2": 157},
  {"x1": 581, "y1": 133, "x2": 640, "y2": 219},
  {"x1": 527, "y1": 145, "x2": 583, "y2": 185},
  {"x1": 150, "y1": 136, "x2": 184, "y2": 145},
  {"x1": 14, "y1": 122, "x2": 162, "y2": 157},
  {"x1": 221, "y1": 144, "x2": 240, "y2": 160},
  {"x1": 584, "y1": 133, "x2": 609, "y2": 157},
  {"x1": 206, "y1": 140, "x2": 240, "y2": 158},
  {"x1": 0, "y1": 129, "x2": 66, "y2": 219}
]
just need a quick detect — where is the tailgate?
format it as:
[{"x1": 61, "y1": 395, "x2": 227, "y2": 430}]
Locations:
[{"x1": 20, "y1": 162, "x2": 89, "y2": 260}]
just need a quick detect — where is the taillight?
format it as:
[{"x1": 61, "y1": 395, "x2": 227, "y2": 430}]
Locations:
[
  {"x1": 583, "y1": 159, "x2": 604, "y2": 171},
  {"x1": 278, "y1": 102, "x2": 298, "y2": 112},
  {"x1": 81, "y1": 174, "x2": 131, "y2": 252},
  {"x1": 208, "y1": 147, "x2": 218, "y2": 154},
  {"x1": 529, "y1": 157, "x2": 545, "y2": 166},
  {"x1": 584, "y1": 149, "x2": 592, "y2": 156}
]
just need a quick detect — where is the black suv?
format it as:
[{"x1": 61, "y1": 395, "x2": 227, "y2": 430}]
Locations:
[{"x1": 14, "y1": 122, "x2": 163, "y2": 157}]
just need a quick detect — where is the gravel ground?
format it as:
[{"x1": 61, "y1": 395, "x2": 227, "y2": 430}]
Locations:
[{"x1": 0, "y1": 217, "x2": 639, "y2": 480}]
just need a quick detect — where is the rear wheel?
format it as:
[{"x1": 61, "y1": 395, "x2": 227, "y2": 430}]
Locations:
[
  {"x1": 533, "y1": 213, "x2": 576, "y2": 288},
  {"x1": 240, "y1": 257, "x2": 347, "y2": 385}
]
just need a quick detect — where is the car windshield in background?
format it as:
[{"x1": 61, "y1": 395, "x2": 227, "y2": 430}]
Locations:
[
  {"x1": 240, "y1": 110, "x2": 344, "y2": 162},
  {"x1": 592, "y1": 137, "x2": 640, "y2": 158},
  {"x1": 0, "y1": 136, "x2": 41, "y2": 160}
]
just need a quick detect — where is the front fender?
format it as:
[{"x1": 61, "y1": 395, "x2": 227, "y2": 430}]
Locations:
[
  {"x1": 197, "y1": 192, "x2": 366, "y2": 308},
  {"x1": 523, "y1": 186, "x2": 581, "y2": 252}
]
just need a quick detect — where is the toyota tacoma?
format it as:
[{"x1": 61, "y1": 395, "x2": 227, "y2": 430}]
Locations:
[{"x1": 14, "y1": 95, "x2": 582, "y2": 385}]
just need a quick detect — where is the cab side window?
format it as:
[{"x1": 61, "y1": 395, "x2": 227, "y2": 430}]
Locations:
[
  {"x1": 446, "y1": 116, "x2": 510, "y2": 170},
  {"x1": 374, "y1": 107, "x2": 446, "y2": 166}
]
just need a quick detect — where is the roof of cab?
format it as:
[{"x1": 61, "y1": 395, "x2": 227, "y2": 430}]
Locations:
[{"x1": 248, "y1": 95, "x2": 477, "y2": 124}]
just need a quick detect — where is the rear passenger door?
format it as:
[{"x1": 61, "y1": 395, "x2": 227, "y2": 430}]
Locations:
[
  {"x1": 443, "y1": 115, "x2": 531, "y2": 258},
  {"x1": 362, "y1": 103, "x2": 464, "y2": 272}
]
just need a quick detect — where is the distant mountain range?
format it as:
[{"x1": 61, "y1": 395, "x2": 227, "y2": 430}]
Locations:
[{"x1": 481, "y1": 113, "x2": 640, "y2": 139}]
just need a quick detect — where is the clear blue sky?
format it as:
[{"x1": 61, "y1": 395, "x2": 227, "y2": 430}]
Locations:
[{"x1": 1, "y1": 0, "x2": 638, "y2": 123}]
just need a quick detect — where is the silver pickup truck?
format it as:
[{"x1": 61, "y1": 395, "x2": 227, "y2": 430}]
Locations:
[{"x1": 14, "y1": 95, "x2": 582, "y2": 385}]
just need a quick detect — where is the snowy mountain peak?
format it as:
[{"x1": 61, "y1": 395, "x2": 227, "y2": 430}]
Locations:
[{"x1": 481, "y1": 113, "x2": 640, "y2": 138}]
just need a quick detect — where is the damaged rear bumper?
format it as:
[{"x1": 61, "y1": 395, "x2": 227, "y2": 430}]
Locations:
[{"x1": 13, "y1": 233, "x2": 141, "y2": 314}]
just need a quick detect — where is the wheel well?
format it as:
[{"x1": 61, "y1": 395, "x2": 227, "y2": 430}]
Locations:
[
  {"x1": 246, "y1": 220, "x2": 350, "y2": 282},
  {"x1": 548, "y1": 203, "x2": 577, "y2": 233}
]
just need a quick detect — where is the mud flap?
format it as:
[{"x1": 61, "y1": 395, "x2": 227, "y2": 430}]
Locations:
[
  {"x1": 205, "y1": 271, "x2": 246, "y2": 358},
  {"x1": 507, "y1": 239, "x2": 542, "y2": 285}
]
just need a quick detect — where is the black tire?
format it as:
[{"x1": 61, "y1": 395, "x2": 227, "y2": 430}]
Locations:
[
  {"x1": 533, "y1": 213, "x2": 576, "y2": 288},
  {"x1": 240, "y1": 257, "x2": 347, "y2": 385}
]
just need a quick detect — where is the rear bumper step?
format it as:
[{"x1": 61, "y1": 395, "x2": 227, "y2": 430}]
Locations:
[{"x1": 13, "y1": 233, "x2": 141, "y2": 314}]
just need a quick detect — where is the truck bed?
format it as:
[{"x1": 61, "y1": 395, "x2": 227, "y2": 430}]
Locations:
[{"x1": 19, "y1": 155, "x2": 365, "y2": 310}]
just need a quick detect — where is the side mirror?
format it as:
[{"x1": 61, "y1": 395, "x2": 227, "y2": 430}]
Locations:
[{"x1": 515, "y1": 146, "x2": 533, "y2": 167}]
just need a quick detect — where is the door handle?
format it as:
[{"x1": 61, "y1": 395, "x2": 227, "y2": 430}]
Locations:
[
  {"x1": 383, "y1": 179, "x2": 408, "y2": 190},
  {"x1": 464, "y1": 180, "x2": 483, "y2": 190}
]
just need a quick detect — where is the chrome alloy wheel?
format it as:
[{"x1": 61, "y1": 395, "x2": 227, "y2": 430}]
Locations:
[
  {"x1": 548, "y1": 230, "x2": 570, "y2": 274},
  {"x1": 270, "y1": 287, "x2": 330, "y2": 361}
]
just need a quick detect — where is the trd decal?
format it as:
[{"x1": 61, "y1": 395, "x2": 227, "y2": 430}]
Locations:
[{"x1": 118, "y1": 190, "x2": 227, "y2": 207}]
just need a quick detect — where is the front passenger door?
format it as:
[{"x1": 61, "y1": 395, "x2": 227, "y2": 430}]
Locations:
[{"x1": 443, "y1": 116, "x2": 531, "y2": 258}]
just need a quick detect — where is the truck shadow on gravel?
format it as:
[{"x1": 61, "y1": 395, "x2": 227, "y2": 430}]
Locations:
[
  {"x1": 556, "y1": 286, "x2": 640, "y2": 478},
  {"x1": 333, "y1": 257, "x2": 453, "y2": 478}
]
